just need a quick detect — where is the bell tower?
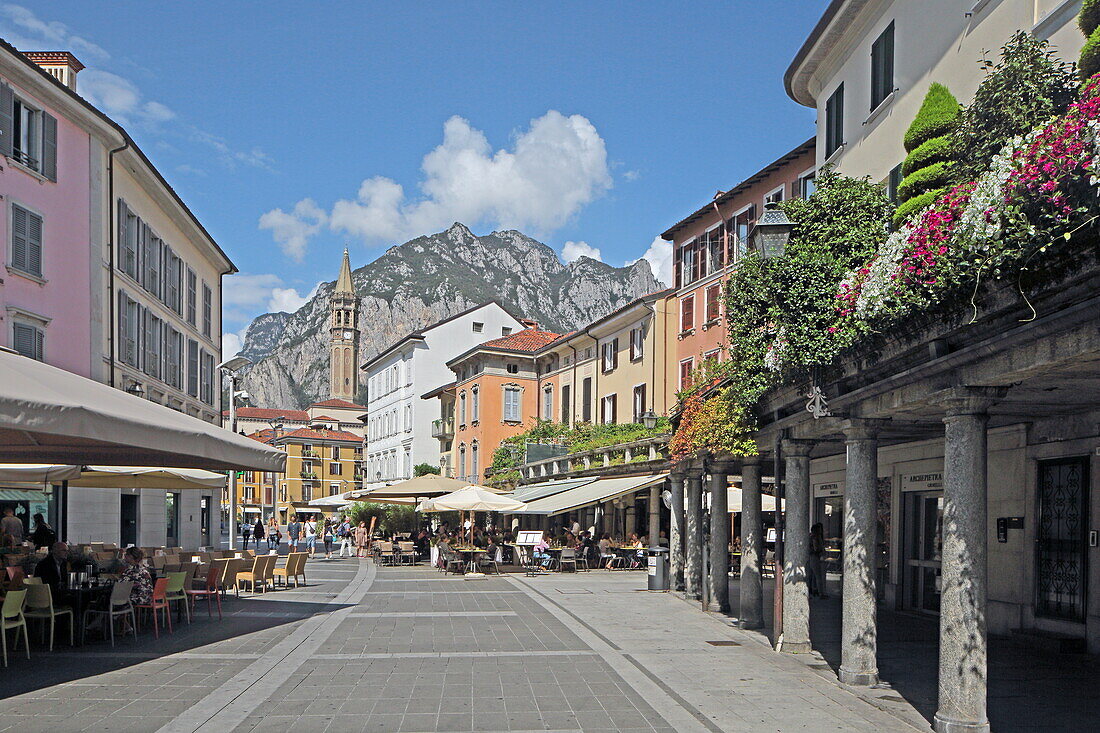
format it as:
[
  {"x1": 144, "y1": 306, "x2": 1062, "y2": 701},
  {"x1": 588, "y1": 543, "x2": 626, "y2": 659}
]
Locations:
[{"x1": 329, "y1": 248, "x2": 360, "y2": 400}]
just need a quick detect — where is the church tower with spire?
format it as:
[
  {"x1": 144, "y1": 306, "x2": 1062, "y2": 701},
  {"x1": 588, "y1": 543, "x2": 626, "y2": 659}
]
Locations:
[{"x1": 329, "y1": 248, "x2": 360, "y2": 400}]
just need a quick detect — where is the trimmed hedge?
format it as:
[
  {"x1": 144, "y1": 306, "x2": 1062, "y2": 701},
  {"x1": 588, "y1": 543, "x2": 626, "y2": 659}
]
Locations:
[
  {"x1": 892, "y1": 188, "x2": 942, "y2": 229},
  {"x1": 1082, "y1": 27, "x2": 1100, "y2": 80},
  {"x1": 1080, "y1": 0, "x2": 1100, "y2": 36},
  {"x1": 896, "y1": 160, "x2": 952, "y2": 203},
  {"x1": 903, "y1": 83, "x2": 961, "y2": 152},
  {"x1": 901, "y1": 135, "x2": 955, "y2": 178}
]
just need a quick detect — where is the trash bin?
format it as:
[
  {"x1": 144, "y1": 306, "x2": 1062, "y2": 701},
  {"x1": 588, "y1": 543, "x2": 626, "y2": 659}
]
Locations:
[{"x1": 645, "y1": 547, "x2": 670, "y2": 591}]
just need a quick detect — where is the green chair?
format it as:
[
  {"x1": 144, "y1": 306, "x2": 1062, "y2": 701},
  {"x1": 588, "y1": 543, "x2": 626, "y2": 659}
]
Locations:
[
  {"x1": 164, "y1": 571, "x2": 190, "y2": 625},
  {"x1": 23, "y1": 582, "x2": 73, "y2": 650},
  {"x1": 1, "y1": 589, "x2": 29, "y2": 666}
]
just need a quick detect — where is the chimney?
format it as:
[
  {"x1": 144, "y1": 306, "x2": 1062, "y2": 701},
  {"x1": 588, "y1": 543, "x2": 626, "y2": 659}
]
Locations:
[
  {"x1": 519, "y1": 318, "x2": 538, "y2": 330},
  {"x1": 23, "y1": 51, "x2": 84, "y2": 90}
]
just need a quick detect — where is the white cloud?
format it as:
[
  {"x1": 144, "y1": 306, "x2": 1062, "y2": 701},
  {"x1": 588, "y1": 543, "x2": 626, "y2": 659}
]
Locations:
[
  {"x1": 190, "y1": 128, "x2": 274, "y2": 171},
  {"x1": 561, "y1": 240, "x2": 602, "y2": 264},
  {"x1": 633, "y1": 236, "x2": 673, "y2": 287},
  {"x1": 266, "y1": 110, "x2": 612, "y2": 257},
  {"x1": 623, "y1": 169, "x2": 640, "y2": 182},
  {"x1": 259, "y1": 199, "x2": 327, "y2": 262},
  {"x1": 221, "y1": 331, "x2": 244, "y2": 362},
  {"x1": 267, "y1": 282, "x2": 319, "y2": 313},
  {"x1": 78, "y1": 69, "x2": 175, "y2": 127},
  {"x1": 0, "y1": 4, "x2": 109, "y2": 60},
  {"x1": 222, "y1": 273, "x2": 284, "y2": 310}
]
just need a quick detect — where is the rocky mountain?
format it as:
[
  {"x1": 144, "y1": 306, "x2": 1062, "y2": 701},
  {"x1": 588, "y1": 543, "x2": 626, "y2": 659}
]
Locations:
[{"x1": 236, "y1": 223, "x2": 663, "y2": 408}]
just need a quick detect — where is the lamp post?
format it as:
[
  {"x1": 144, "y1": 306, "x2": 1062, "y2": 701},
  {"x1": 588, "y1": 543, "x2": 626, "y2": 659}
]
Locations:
[
  {"x1": 219, "y1": 355, "x2": 251, "y2": 549},
  {"x1": 640, "y1": 409, "x2": 659, "y2": 430},
  {"x1": 748, "y1": 202, "x2": 793, "y2": 259}
]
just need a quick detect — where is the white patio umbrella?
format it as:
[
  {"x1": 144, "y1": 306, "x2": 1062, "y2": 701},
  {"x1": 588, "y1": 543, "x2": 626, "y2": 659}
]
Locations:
[
  {"x1": 308, "y1": 494, "x2": 354, "y2": 508},
  {"x1": 0, "y1": 464, "x2": 82, "y2": 483},
  {"x1": 419, "y1": 486, "x2": 527, "y2": 568},
  {"x1": 69, "y1": 466, "x2": 227, "y2": 490}
]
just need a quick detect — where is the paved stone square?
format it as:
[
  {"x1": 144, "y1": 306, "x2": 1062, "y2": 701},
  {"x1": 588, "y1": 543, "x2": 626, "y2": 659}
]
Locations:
[{"x1": 0, "y1": 556, "x2": 958, "y2": 732}]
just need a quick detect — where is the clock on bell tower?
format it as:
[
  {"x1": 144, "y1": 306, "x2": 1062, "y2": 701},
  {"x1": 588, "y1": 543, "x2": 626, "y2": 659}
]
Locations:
[{"x1": 329, "y1": 248, "x2": 360, "y2": 401}]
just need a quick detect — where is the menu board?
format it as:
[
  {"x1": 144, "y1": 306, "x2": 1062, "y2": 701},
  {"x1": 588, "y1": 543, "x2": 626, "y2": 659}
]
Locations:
[{"x1": 516, "y1": 530, "x2": 543, "y2": 545}]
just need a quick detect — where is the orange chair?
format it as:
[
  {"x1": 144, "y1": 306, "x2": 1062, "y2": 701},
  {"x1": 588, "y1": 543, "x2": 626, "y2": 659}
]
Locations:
[
  {"x1": 185, "y1": 566, "x2": 222, "y2": 620},
  {"x1": 135, "y1": 577, "x2": 172, "y2": 638}
]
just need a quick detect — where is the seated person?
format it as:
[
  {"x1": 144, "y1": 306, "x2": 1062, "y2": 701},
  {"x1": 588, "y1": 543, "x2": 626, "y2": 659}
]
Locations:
[
  {"x1": 120, "y1": 547, "x2": 153, "y2": 606},
  {"x1": 34, "y1": 541, "x2": 71, "y2": 599},
  {"x1": 533, "y1": 532, "x2": 552, "y2": 568}
]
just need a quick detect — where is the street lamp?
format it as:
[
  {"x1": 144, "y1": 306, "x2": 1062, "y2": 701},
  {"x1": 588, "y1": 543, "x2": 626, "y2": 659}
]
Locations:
[
  {"x1": 748, "y1": 202, "x2": 793, "y2": 259},
  {"x1": 219, "y1": 355, "x2": 252, "y2": 549},
  {"x1": 640, "y1": 409, "x2": 659, "y2": 430}
]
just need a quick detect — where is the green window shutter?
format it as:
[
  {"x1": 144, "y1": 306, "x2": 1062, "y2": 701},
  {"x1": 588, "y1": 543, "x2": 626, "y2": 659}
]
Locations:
[
  {"x1": 0, "y1": 83, "x2": 13, "y2": 159},
  {"x1": 41, "y1": 111, "x2": 57, "y2": 181},
  {"x1": 10, "y1": 203, "x2": 28, "y2": 272},
  {"x1": 13, "y1": 323, "x2": 40, "y2": 359},
  {"x1": 26, "y1": 208, "x2": 42, "y2": 276}
]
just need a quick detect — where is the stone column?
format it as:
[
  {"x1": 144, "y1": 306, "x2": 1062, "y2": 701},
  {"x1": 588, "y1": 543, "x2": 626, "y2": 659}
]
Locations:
[
  {"x1": 739, "y1": 456, "x2": 764, "y2": 629},
  {"x1": 669, "y1": 472, "x2": 686, "y2": 592},
  {"x1": 935, "y1": 390, "x2": 998, "y2": 733},
  {"x1": 840, "y1": 420, "x2": 885, "y2": 686},
  {"x1": 781, "y1": 439, "x2": 814, "y2": 653},
  {"x1": 707, "y1": 459, "x2": 734, "y2": 613},
  {"x1": 626, "y1": 503, "x2": 637, "y2": 538},
  {"x1": 648, "y1": 482, "x2": 661, "y2": 547},
  {"x1": 685, "y1": 468, "x2": 704, "y2": 600}
]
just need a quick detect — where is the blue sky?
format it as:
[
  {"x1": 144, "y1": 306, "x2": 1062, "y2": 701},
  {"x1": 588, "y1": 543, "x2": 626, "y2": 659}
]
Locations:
[{"x1": 1, "y1": 2, "x2": 821, "y2": 354}]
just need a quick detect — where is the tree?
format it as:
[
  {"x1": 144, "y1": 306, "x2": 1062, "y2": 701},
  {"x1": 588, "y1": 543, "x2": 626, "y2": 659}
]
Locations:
[
  {"x1": 413, "y1": 463, "x2": 441, "y2": 477},
  {"x1": 895, "y1": 83, "x2": 961, "y2": 227},
  {"x1": 1082, "y1": 1, "x2": 1100, "y2": 79},
  {"x1": 956, "y1": 31, "x2": 1075, "y2": 180}
]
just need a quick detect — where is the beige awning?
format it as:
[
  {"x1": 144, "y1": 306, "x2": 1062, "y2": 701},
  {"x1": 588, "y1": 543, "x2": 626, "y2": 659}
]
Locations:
[
  {"x1": 70, "y1": 466, "x2": 227, "y2": 490},
  {"x1": 417, "y1": 486, "x2": 527, "y2": 513},
  {"x1": 348, "y1": 474, "x2": 501, "y2": 504},
  {"x1": 513, "y1": 474, "x2": 667, "y2": 516},
  {"x1": 0, "y1": 463, "x2": 82, "y2": 483},
  {"x1": 0, "y1": 349, "x2": 285, "y2": 471}
]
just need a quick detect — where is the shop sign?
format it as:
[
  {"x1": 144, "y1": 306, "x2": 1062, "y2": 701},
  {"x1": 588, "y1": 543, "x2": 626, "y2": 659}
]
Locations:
[
  {"x1": 902, "y1": 472, "x2": 943, "y2": 492},
  {"x1": 813, "y1": 481, "x2": 844, "y2": 498}
]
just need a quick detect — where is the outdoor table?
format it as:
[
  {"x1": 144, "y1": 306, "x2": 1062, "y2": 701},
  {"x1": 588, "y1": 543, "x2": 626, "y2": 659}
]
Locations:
[
  {"x1": 612, "y1": 546, "x2": 644, "y2": 568},
  {"x1": 452, "y1": 547, "x2": 486, "y2": 574},
  {"x1": 62, "y1": 579, "x2": 114, "y2": 643}
]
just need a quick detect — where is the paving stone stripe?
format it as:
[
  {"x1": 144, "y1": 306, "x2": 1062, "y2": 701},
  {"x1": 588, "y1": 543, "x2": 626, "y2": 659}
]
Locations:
[
  {"x1": 312, "y1": 649, "x2": 598, "y2": 659},
  {"x1": 344, "y1": 611, "x2": 517, "y2": 618},
  {"x1": 361, "y1": 589, "x2": 527, "y2": 594},
  {"x1": 155, "y1": 560, "x2": 376, "y2": 733}
]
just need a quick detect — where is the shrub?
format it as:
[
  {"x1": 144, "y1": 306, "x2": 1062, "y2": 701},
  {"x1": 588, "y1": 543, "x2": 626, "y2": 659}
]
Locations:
[
  {"x1": 892, "y1": 189, "x2": 942, "y2": 229},
  {"x1": 956, "y1": 31, "x2": 1076, "y2": 180},
  {"x1": 1082, "y1": 27, "x2": 1100, "y2": 80},
  {"x1": 1080, "y1": 0, "x2": 1100, "y2": 36},
  {"x1": 896, "y1": 160, "x2": 952, "y2": 203},
  {"x1": 903, "y1": 83, "x2": 961, "y2": 152},
  {"x1": 902, "y1": 136, "x2": 955, "y2": 177},
  {"x1": 413, "y1": 463, "x2": 440, "y2": 476}
]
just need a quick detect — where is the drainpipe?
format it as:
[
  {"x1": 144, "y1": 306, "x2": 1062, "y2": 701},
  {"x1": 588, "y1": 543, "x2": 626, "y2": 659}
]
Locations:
[
  {"x1": 568, "y1": 343, "x2": 579, "y2": 425},
  {"x1": 106, "y1": 140, "x2": 130, "y2": 388},
  {"x1": 773, "y1": 430, "x2": 786, "y2": 643}
]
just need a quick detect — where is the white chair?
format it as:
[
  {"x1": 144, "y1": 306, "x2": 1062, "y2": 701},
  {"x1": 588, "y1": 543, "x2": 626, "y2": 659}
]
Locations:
[{"x1": 82, "y1": 580, "x2": 136, "y2": 646}]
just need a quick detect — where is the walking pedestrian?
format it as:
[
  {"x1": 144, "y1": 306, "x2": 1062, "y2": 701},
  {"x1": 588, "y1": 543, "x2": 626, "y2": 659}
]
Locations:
[
  {"x1": 322, "y1": 518, "x2": 335, "y2": 559},
  {"x1": 304, "y1": 516, "x2": 318, "y2": 557},
  {"x1": 288, "y1": 515, "x2": 301, "y2": 552},
  {"x1": 809, "y1": 522, "x2": 828, "y2": 598},
  {"x1": 267, "y1": 517, "x2": 281, "y2": 552},
  {"x1": 338, "y1": 516, "x2": 353, "y2": 557},
  {"x1": 241, "y1": 521, "x2": 251, "y2": 550},
  {"x1": 354, "y1": 521, "x2": 369, "y2": 558},
  {"x1": 253, "y1": 517, "x2": 265, "y2": 551}
]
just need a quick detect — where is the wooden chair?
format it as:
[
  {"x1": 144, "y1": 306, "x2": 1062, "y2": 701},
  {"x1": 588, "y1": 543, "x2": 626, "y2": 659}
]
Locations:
[
  {"x1": 1, "y1": 589, "x2": 29, "y2": 666},
  {"x1": 274, "y1": 553, "x2": 306, "y2": 588},
  {"x1": 261, "y1": 554, "x2": 277, "y2": 592},
  {"x1": 221, "y1": 558, "x2": 245, "y2": 597},
  {"x1": 376, "y1": 541, "x2": 396, "y2": 566},
  {"x1": 82, "y1": 580, "x2": 135, "y2": 646},
  {"x1": 235, "y1": 556, "x2": 267, "y2": 595},
  {"x1": 163, "y1": 572, "x2": 190, "y2": 625},
  {"x1": 151, "y1": 555, "x2": 167, "y2": 572},
  {"x1": 185, "y1": 565, "x2": 222, "y2": 620},
  {"x1": 207, "y1": 558, "x2": 230, "y2": 590},
  {"x1": 23, "y1": 582, "x2": 73, "y2": 650},
  {"x1": 398, "y1": 541, "x2": 418, "y2": 565},
  {"x1": 135, "y1": 577, "x2": 172, "y2": 638}
]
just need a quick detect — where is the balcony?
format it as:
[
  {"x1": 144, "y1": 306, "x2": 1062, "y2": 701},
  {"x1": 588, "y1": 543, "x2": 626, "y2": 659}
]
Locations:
[
  {"x1": 486, "y1": 434, "x2": 670, "y2": 488},
  {"x1": 302, "y1": 450, "x2": 320, "y2": 459},
  {"x1": 299, "y1": 471, "x2": 318, "y2": 480},
  {"x1": 431, "y1": 418, "x2": 455, "y2": 438}
]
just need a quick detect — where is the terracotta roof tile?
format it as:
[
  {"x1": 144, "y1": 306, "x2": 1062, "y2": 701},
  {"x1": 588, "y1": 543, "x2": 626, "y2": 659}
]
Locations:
[
  {"x1": 479, "y1": 329, "x2": 562, "y2": 352},
  {"x1": 277, "y1": 427, "x2": 362, "y2": 442},
  {"x1": 309, "y1": 398, "x2": 367, "y2": 410},
  {"x1": 222, "y1": 407, "x2": 309, "y2": 421}
]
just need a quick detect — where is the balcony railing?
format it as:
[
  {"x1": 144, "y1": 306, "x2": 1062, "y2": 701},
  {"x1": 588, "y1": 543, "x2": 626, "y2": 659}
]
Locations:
[
  {"x1": 431, "y1": 418, "x2": 455, "y2": 438},
  {"x1": 302, "y1": 450, "x2": 320, "y2": 459},
  {"x1": 300, "y1": 471, "x2": 318, "y2": 480},
  {"x1": 487, "y1": 434, "x2": 670, "y2": 486}
]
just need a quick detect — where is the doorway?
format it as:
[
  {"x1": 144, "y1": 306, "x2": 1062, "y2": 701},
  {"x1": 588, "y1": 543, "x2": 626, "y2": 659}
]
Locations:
[
  {"x1": 120, "y1": 494, "x2": 138, "y2": 547},
  {"x1": 166, "y1": 492, "x2": 180, "y2": 547},
  {"x1": 904, "y1": 491, "x2": 943, "y2": 614},
  {"x1": 200, "y1": 497, "x2": 211, "y2": 548},
  {"x1": 1036, "y1": 457, "x2": 1089, "y2": 622}
]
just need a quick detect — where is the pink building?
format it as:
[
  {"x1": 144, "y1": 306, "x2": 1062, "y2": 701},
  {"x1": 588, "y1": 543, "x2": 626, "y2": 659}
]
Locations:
[{"x1": 0, "y1": 50, "x2": 93, "y2": 376}]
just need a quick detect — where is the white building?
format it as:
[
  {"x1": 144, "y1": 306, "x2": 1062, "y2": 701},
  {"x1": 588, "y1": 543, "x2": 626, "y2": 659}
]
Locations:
[
  {"x1": 362, "y1": 302, "x2": 523, "y2": 481},
  {"x1": 786, "y1": 0, "x2": 1085, "y2": 188}
]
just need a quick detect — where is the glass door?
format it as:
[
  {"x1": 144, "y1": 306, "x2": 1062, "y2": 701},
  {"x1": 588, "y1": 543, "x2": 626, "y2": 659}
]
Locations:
[
  {"x1": 904, "y1": 491, "x2": 943, "y2": 614},
  {"x1": 1036, "y1": 457, "x2": 1089, "y2": 621}
]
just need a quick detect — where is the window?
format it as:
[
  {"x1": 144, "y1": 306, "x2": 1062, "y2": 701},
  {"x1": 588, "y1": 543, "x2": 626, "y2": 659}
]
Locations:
[
  {"x1": 165, "y1": 327, "x2": 182, "y2": 389},
  {"x1": 163, "y1": 246, "x2": 181, "y2": 314},
  {"x1": 459, "y1": 390, "x2": 467, "y2": 425},
  {"x1": 764, "y1": 186, "x2": 785, "y2": 207},
  {"x1": 632, "y1": 384, "x2": 647, "y2": 422},
  {"x1": 471, "y1": 385, "x2": 480, "y2": 422},
  {"x1": 600, "y1": 394, "x2": 617, "y2": 424},
  {"x1": 542, "y1": 385, "x2": 553, "y2": 421},
  {"x1": 729, "y1": 205, "x2": 756, "y2": 260},
  {"x1": 330, "y1": 462, "x2": 341, "y2": 475},
  {"x1": 186, "y1": 268, "x2": 197, "y2": 325},
  {"x1": 871, "y1": 22, "x2": 895, "y2": 110},
  {"x1": 201, "y1": 283, "x2": 212, "y2": 338},
  {"x1": 705, "y1": 283, "x2": 721, "y2": 323},
  {"x1": 679, "y1": 358, "x2": 694, "y2": 391},
  {"x1": 680, "y1": 296, "x2": 695, "y2": 333},
  {"x1": 12, "y1": 321, "x2": 43, "y2": 361},
  {"x1": 9, "y1": 203, "x2": 43, "y2": 278},
  {"x1": 704, "y1": 349, "x2": 720, "y2": 362},
  {"x1": 825, "y1": 83, "x2": 845, "y2": 159},
  {"x1": 471, "y1": 442, "x2": 479, "y2": 481},
  {"x1": 332, "y1": 446, "x2": 341, "y2": 461},
  {"x1": 680, "y1": 242, "x2": 696, "y2": 286},
  {"x1": 601, "y1": 338, "x2": 618, "y2": 373},
  {"x1": 501, "y1": 326, "x2": 512, "y2": 336},
  {"x1": 200, "y1": 350, "x2": 214, "y2": 405},
  {"x1": 561, "y1": 384, "x2": 571, "y2": 426},
  {"x1": 143, "y1": 311, "x2": 163, "y2": 380},
  {"x1": 0, "y1": 85, "x2": 57, "y2": 180},
  {"x1": 119, "y1": 201, "x2": 140, "y2": 280},
  {"x1": 329, "y1": 484, "x2": 340, "y2": 497},
  {"x1": 506, "y1": 363, "x2": 519, "y2": 374},
  {"x1": 629, "y1": 326, "x2": 644, "y2": 361},
  {"x1": 581, "y1": 378, "x2": 592, "y2": 422},
  {"x1": 144, "y1": 230, "x2": 161, "y2": 298},
  {"x1": 118, "y1": 291, "x2": 142, "y2": 368},
  {"x1": 472, "y1": 321, "x2": 484, "y2": 333},
  {"x1": 186, "y1": 339, "x2": 199, "y2": 397},
  {"x1": 405, "y1": 404, "x2": 413, "y2": 431},
  {"x1": 885, "y1": 164, "x2": 903, "y2": 203},
  {"x1": 503, "y1": 386, "x2": 521, "y2": 422},
  {"x1": 458, "y1": 444, "x2": 467, "y2": 481},
  {"x1": 798, "y1": 171, "x2": 817, "y2": 199}
]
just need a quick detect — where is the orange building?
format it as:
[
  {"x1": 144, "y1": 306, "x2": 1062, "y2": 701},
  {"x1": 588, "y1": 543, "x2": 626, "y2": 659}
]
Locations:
[
  {"x1": 661, "y1": 137, "x2": 816, "y2": 391},
  {"x1": 445, "y1": 326, "x2": 562, "y2": 483}
]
